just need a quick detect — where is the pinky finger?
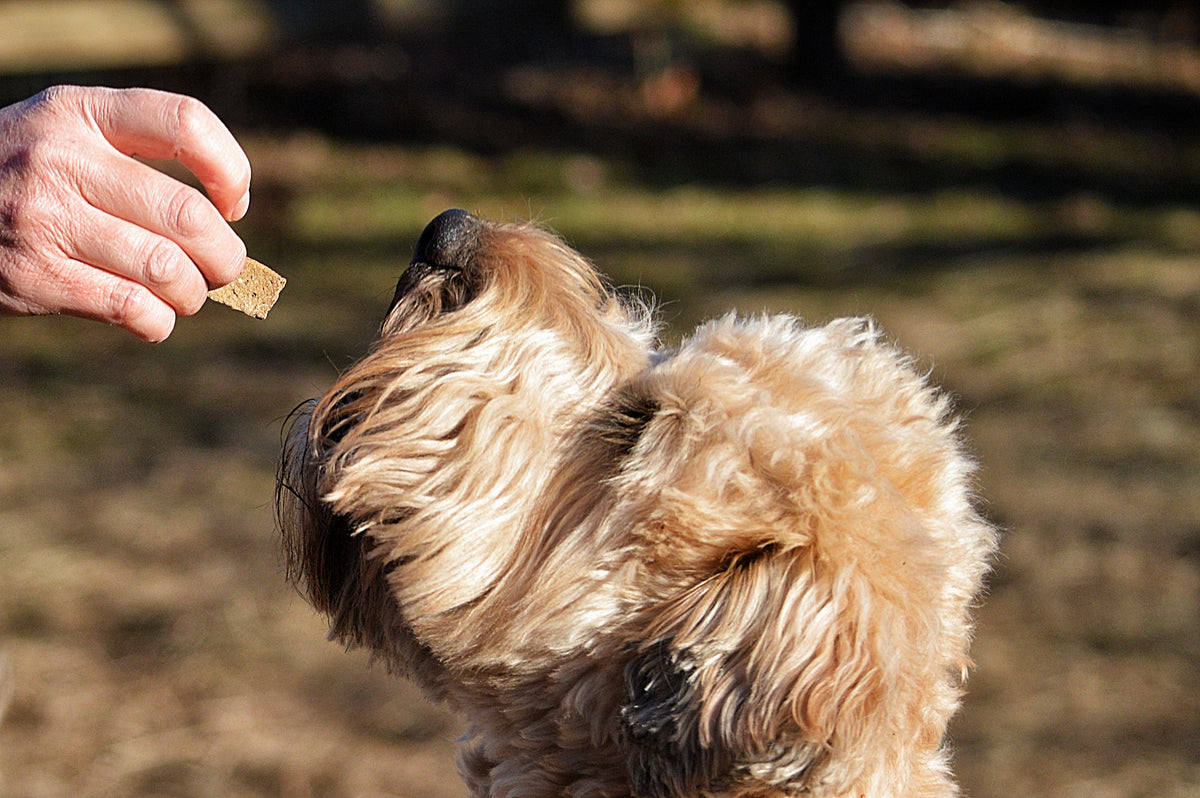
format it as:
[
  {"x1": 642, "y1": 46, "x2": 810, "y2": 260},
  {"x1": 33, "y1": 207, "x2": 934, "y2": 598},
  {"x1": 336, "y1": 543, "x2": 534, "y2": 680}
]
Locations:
[
  {"x1": 36, "y1": 260, "x2": 179, "y2": 342},
  {"x1": 93, "y1": 273, "x2": 178, "y2": 342}
]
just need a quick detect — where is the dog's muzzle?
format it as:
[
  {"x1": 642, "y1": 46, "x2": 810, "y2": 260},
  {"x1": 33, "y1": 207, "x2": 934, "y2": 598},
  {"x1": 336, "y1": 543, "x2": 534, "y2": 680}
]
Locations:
[
  {"x1": 413, "y1": 208, "x2": 479, "y2": 269},
  {"x1": 390, "y1": 208, "x2": 482, "y2": 310}
]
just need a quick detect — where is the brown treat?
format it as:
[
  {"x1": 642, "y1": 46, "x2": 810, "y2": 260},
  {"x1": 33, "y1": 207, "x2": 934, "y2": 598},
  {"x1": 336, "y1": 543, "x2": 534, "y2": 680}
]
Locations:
[{"x1": 207, "y1": 257, "x2": 286, "y2": 319}]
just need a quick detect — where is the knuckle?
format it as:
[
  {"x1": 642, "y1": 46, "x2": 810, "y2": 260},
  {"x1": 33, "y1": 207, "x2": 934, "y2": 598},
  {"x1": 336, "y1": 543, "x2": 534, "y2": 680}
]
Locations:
[
  {"x1": 30, "y1": 84, "x2": 80, "y2": 112},
  {"x1": 141, "y1": 236, "x2": 185, "y2": 289},
  {"x1": 22, "y1": 86, "x2": 89, "y2": 133},
  {"x1": 104, "y1": 281, "x2": 155, "y2": 328},
  {"x1": 167, "y1": 187, "x2": 210, "y2": 239},
  {"x1": 171, "y1": 94, "x2": 210, "y2": 145},
  {"x1": 137, "y1": 235, "x2": 208, "y2": 316},
  {"x1": 104, "y1": 281, "x2": 175, "y2": 342}
]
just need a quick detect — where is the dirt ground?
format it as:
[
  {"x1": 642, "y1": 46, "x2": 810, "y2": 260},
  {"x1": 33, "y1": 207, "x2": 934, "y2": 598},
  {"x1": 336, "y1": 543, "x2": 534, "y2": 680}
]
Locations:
[{"x1": 1, "y1": 121, "x2": 1199, "y2": 798}]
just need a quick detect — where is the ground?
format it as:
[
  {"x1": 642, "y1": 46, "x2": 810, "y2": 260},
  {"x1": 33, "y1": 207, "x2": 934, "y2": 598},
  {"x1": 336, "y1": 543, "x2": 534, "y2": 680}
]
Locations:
[{"x1": 1, "y1": 114, "x2": 1198, "y2": 796}]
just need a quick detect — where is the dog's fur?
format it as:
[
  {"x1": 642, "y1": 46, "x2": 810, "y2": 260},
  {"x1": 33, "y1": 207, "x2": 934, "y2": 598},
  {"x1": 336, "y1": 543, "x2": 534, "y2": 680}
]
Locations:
[{"x1": 278, "y1": 210, "x2": 997, "y2": 798}]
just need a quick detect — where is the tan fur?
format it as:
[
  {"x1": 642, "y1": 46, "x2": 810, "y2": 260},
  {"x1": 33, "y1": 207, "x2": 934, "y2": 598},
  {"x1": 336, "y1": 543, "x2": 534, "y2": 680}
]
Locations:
[{"x1": 277, "y1": 211, "x2": 997, "y2": 798}]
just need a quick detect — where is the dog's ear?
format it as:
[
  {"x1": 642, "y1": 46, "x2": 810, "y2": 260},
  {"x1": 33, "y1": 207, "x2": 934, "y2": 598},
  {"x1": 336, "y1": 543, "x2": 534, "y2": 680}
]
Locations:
[
  {"x1": 277, "y1": 403, "x2": 380, "y2": 638},
  {"x1": 277, "y1": 402, "x2": 428, "y2": 672},
  {"x1": 619, "y1": 545, "x2": 916, "y2": 798}
]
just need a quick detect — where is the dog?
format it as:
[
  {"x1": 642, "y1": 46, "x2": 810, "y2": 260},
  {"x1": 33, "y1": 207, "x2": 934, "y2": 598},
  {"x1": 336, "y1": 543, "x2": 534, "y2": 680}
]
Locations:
[{"x1": 277, "y1": 209, "x2": 997, "y2": 798}]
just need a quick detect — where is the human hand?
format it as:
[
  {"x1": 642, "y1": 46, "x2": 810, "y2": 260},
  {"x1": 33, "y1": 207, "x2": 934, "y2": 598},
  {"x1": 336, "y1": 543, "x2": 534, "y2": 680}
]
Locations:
[{"x1": 0, "y1": 85, "x2": 252, "y2": 342}]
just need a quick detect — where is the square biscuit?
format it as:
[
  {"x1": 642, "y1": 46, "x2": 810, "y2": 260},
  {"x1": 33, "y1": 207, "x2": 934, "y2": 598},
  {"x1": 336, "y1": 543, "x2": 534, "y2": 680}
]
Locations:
[{"x1": 208, "y1": 257, "x2": 286, "y2": 319}]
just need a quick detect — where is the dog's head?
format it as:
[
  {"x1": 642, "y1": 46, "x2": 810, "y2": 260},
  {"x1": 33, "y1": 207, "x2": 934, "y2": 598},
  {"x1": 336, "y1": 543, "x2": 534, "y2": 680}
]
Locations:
[
  {"x1": 278, "y1": 210, "x2": 996, "y2": 798},
  {"x1": 278, "y1": 210, "x2": 656, "y2": 672}
]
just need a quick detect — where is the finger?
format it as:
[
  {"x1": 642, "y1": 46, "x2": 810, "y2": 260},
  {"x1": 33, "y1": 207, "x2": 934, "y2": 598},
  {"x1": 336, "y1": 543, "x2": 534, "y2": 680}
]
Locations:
[
  {"x1": 74, "y1": 266, "x2": 178, "y2": 342},
  {"x1": 73, "y1": 148, "x2": 247, "y2": 289},
  {"x1": 11, "y1": 255, "x2": 177, "y2": 342},
  {"x1": 84, "y1": 87, "x2": 251, "y2": 222},
  {"x1": 60, "y1": 202, "x2": 211, "y2": 316}
]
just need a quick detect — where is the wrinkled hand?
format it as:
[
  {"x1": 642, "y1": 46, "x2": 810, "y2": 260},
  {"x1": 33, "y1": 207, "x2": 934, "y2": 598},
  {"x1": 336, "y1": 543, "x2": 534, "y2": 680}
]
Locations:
[{"x1": 0, "y1": 85, "x2": 251, "y2": 342}]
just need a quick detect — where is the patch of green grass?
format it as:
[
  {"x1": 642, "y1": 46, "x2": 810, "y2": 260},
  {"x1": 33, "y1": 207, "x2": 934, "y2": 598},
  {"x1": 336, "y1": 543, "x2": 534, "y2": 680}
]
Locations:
[
  {"x1": 289, "y1": 176, "x2": 1044, "y2": 250},
  {"x1": 277, "y1": 143, "x2": 1200, "y2": 282}
]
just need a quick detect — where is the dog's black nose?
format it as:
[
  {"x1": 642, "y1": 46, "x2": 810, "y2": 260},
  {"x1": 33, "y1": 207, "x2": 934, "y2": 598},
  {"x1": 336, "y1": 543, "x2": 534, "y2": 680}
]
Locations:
[{"x1": 412, "y1": 209, "x2": 478, "y2": 269}]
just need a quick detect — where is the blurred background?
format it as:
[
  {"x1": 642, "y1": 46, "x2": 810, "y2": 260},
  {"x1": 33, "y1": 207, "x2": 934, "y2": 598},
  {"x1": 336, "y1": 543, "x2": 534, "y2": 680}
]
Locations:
[{"x1": 0, "y1": 1, "x2": 1198, "y2": 795}]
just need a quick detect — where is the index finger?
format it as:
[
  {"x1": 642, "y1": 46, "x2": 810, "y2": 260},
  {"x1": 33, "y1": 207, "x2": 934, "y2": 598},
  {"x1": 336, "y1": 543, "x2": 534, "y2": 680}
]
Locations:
[{"x1": 85, "y1": 87, "x2": 251, "y2": 222}]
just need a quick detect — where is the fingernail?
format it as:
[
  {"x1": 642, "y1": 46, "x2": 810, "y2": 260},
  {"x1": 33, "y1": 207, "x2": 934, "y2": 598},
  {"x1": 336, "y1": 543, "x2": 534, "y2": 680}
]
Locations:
[{"x1": 230, "y1": 188, "x2": 250, "y2": 222}]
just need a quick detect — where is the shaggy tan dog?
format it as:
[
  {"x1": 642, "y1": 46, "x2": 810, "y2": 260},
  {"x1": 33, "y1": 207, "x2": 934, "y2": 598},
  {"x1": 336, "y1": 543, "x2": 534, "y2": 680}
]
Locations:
[{"x1": 278, "y1": 209, "x2": 997, "y2": 798}]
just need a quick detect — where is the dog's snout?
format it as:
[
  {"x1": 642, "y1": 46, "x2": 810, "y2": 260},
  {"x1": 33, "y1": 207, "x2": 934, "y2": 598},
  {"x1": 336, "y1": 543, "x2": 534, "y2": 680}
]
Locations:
[
  {"x1": 391, "y1": 209, "x2": 483, "y2": 315},
  {"x1": 412, "y1": 209, "x2": 479, "y2": 269}
]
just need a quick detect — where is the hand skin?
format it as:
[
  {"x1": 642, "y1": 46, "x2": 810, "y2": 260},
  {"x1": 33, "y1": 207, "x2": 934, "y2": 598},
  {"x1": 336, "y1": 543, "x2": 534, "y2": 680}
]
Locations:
[{"x1": 0, "y1": 85, "x2": 252, "y2": 342}]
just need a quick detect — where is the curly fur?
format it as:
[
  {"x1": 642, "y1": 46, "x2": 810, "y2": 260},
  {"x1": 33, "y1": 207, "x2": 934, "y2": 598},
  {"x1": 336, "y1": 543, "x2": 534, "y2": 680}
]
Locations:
[{"x1": 278, "y1": 210, "x2": 997, "y2": 798}]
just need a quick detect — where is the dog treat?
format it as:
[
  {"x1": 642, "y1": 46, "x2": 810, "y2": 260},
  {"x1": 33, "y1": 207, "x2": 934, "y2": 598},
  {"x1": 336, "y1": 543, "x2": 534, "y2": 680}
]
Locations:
[{"x1": 207, "y1": 257, "x2": 286, "y2": 319}]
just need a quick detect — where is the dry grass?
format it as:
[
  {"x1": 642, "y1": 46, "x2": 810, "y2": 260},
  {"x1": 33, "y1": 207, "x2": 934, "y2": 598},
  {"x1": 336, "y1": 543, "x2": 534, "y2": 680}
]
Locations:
[{"x1": 1, "y1": 126, "x2": 1198, "y2": 797}]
